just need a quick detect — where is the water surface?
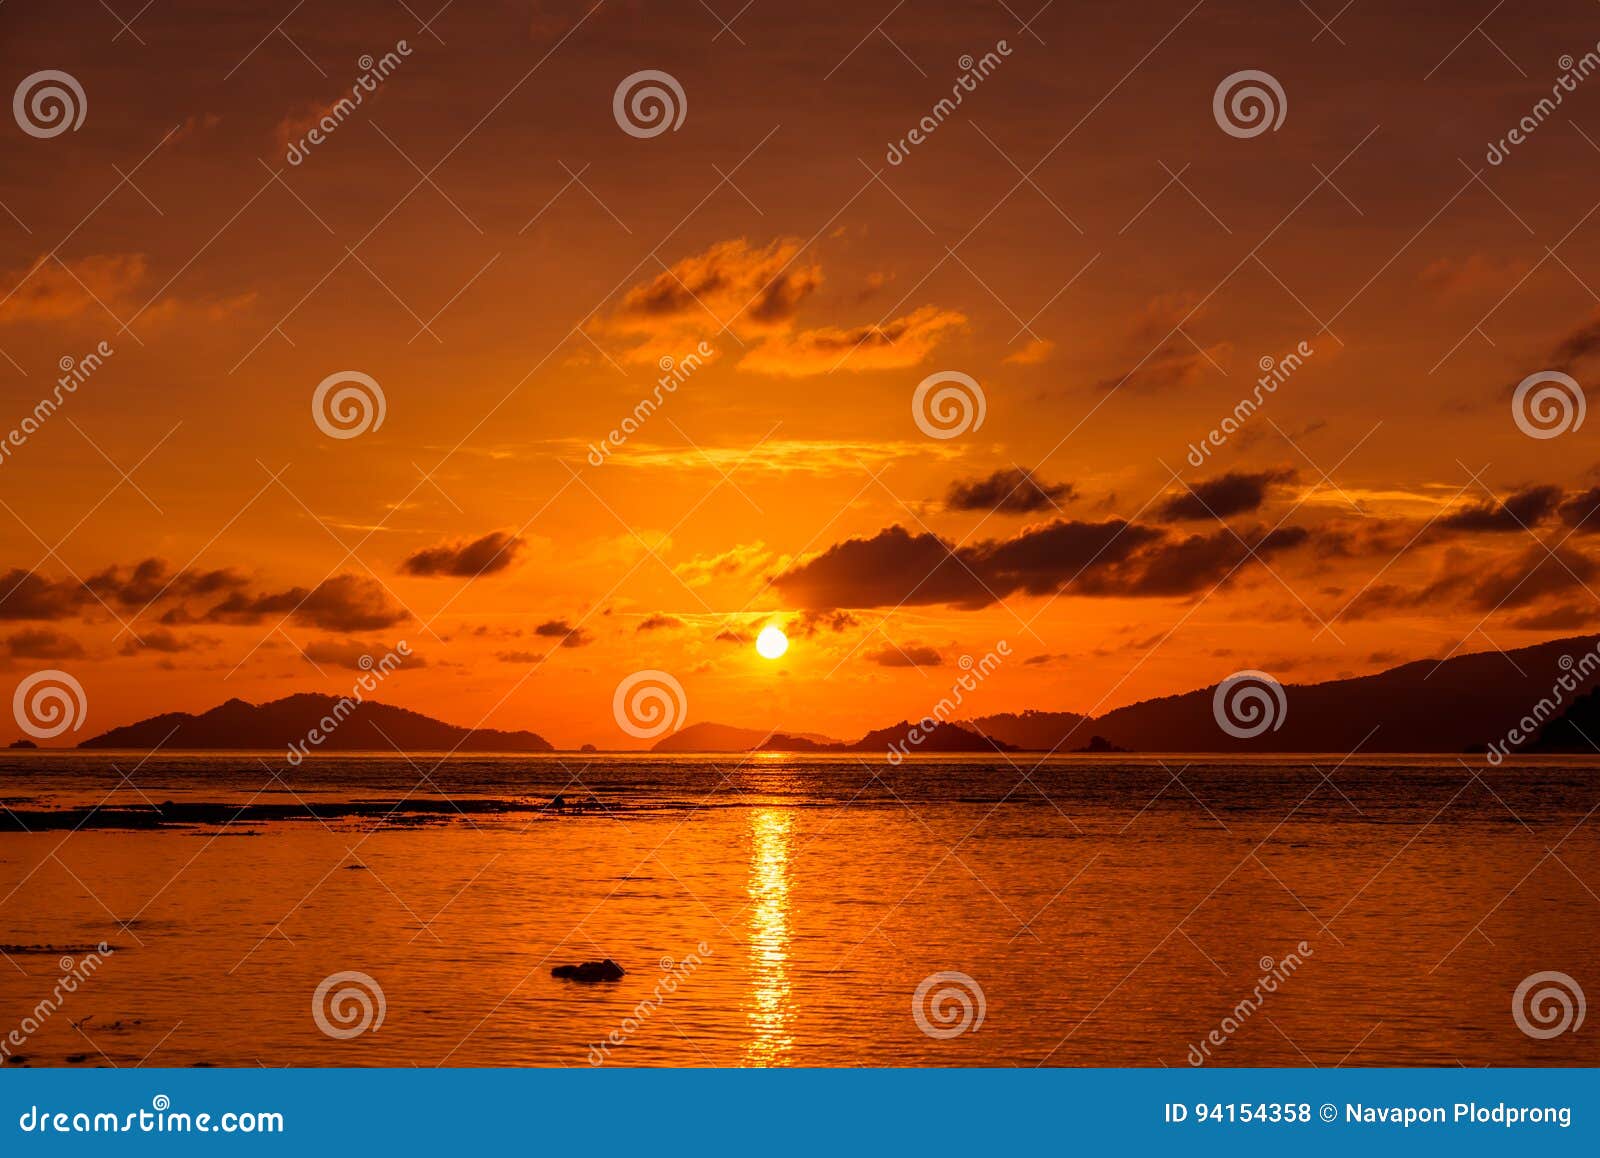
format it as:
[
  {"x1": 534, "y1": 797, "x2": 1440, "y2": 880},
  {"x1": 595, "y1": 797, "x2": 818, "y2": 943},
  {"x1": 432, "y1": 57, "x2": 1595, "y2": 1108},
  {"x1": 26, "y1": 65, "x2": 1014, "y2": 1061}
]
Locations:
[{"x1": 1, "y1": 752, "x2": 1595, "y2": 1067}]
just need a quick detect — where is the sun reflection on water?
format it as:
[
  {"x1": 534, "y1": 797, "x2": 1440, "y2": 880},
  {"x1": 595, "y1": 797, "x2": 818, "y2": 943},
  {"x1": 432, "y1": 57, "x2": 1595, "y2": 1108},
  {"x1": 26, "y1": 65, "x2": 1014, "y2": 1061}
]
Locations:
[{"x1": 743, "y1": 807, "x2": 793, "y2": 1065}]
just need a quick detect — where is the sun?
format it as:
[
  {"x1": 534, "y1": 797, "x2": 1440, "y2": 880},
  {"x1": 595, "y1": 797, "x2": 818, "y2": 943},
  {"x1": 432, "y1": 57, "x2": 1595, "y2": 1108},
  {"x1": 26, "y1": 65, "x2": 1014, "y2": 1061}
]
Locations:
[{"x1": 755, "y1": 625, "x2": 789, "y2": 660}]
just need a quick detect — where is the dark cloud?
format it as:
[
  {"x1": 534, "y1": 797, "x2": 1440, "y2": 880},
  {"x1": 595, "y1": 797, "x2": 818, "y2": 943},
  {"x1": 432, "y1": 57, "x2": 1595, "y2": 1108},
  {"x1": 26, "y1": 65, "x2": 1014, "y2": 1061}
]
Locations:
[
  {"x1": 945, "y1": 467, "x2": 1075, "y2": 514},
  {"x1": 496, "y1": 650, "x2": 546, "y2": 663},
  {"x1": 400, "y1": 531, "x2": 523, "y2": 578},
  {"x1": 0, "y1": 570, "x2": 90, "y2": 621},
  {"x1": 784, "y1": 609, "x2": 859, "y2": 637},
  {"x1": 608, "y1": 237, "x2": 820, "y2": 330},
  {"x1": 118, "y1": 628, "x2": 216, "y2": 655},
  {"x1": 165, "y1": 574, "x2": 409, "y2": 632},
  {"x1": 0, "y1": 559, "x2": 249, "y2": 621},
  {"x1": 1550, "y1": 308, "x2": 1600, "y2": 370},
  {"x1": 773, "y1": 519, "x2": 1308, "y2": 609},
  {"x1": 868, "y1": 643, "x2": 942, "y2": 667},
  {"x1": 1558, "y1": 486, "x2": 1600, "y2": 532},
  {"x1": 1096, "y1": 340, "x2": 1233, "y2": 393},
  {"x1": 1158, "y1": 470, "x2": 1295, "y2": 521},
  {"x1": 4, "y1": 628, "x2": 85, "y2": 659},
  {"x1": 534, "y1": 618, "x2": 591, "y2": 647},
  {"x1": 1342, "y1": 543, "x2": 1598, "y2": 620},
  {"x1": 1438, "y1": 485, "x2": 1562, "y2": 533},
  {"x1": 636, "y1": 614, "x2": 684, "y2": 632},
  {"x1": 1507, "y1": 605, "x2": 1597, "y2": 631},
  {"x1": 1462, "y1": 544, "x2": 1598, "y2": 610}
]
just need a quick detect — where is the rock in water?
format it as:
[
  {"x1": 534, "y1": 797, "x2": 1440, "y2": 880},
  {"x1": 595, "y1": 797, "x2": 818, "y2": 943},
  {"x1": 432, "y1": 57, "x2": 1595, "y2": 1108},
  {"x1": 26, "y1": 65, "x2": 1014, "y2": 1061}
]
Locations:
[{"x1": 551, "y1": 958, "x2": 626, "y2": 983}]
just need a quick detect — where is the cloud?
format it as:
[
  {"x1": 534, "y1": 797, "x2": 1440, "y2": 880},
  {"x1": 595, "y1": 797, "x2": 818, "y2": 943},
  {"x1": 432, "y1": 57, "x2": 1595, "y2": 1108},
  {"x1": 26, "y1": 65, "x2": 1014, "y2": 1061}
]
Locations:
[
  {"x1": 1548, "y1": 307, "x2": 1600, "y2": 371},
  {"x1": 0, "y1": 570, "x2": 96, "y2": 621},
  {"x1": 1507, "y1": 605, "x2": 1596, "y2": 630},
  {"x1": 496, "y1": 649, "x2": 547, "y2": 663},
  {"x1": 598, "y1": 439, "x2": 960, "y2": 475},
  {"x1": 301, "y1": 638, "x2": 417, "y2": 670},
  {"x1": 596, "y1": 238, "x2": 963, "y2": 375},
  {"x1": 773, "y1": 519, "x2": 1308, "y2": 609},
  {"x1": 784, "y1": 609, "x2": 859, "y2": 637},
  {"x1": 119, "y1": 628, "x2": 217, "y2": 655},
  {"x1": 0, "y1": 254, "x2": 250, "y2": 328},
  {"x1": 636, "y1": 613, "x2": 684, "y2": 632},
  {"x1": 1098, "y1": 340, "x2": 1234, "y2": 393},
  {"x1": 0, "y1": 559, "x2": 250, "y2": 621},
  {"x1": 1438, "y1": 485, "x2": 1562, "y2": 533},
  {"x1": 1559, "y1": 487, "x2": 1600, "y2": 531},
  {"x1": 946, "y1": 467, "x2": 1075, "y2": 514},
  {"x1": 1159, "y1": 469, "x2": 1295, "y2": 521},
  {"x1": 166, "y1": 573, "x2": 409, "y2": 632},
  {"x1": 615, "y1": 237, "x2": 819, "y2": 331},
  {"x1": 534, "y1": 618, "x2": 591, "y2": 647},
  {"x1": 4, "y1": 628, "x2": 85, "y2": 659},
  {"x1": 289, "y1": 575, "x2": 412, "y2": 632},
  {"x1": 739, "y1": 305, "x2": 967, "y2": 376},
  {"x1": 1003, "y1": 338, "x2": 1055, "y2": 365},
  {"x1": 1341, "y1": 543, "x2": 1597, "y2": 619},
  {"x1": 1460, "y1": 544, "x2": 1598, "y2": 610},
  {"x1": 594, "y1": 237, "x2": 820, "y2": 362},
  {"x1": 0, "y1": 254, "x2": 147, "y2": 324},
  {"x1": 675, "y1": 541, "x2": 772, "y2": 586},
  {"x1": 868, "y1": 643, "x2": 942, "y2": 667},
  {"x1": 1094, "y1": 293, "x2": 1231, "y2": 392},
  {"x1": 1418, "y1": 254, "x2": 1530, "y2": 300},
  {"x1": 400, "y1": 531, "x2": 524, "y2": 577}
]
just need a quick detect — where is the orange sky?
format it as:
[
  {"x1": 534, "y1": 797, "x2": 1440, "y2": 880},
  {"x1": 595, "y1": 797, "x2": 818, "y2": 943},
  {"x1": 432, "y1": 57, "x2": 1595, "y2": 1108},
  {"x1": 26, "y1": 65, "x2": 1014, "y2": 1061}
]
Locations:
[{"x1": 3, "y1": 0, "x2": 1600, "y2": 746}]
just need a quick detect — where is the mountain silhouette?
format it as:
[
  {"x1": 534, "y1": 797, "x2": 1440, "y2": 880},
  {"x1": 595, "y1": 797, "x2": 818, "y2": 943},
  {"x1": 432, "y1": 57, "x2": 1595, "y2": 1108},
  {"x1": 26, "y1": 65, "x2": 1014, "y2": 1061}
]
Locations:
[
  {"x1": 1529, "y1": 683, "x2": 1600, "y2": 753},
  {"x1": 755, "y1": 720, "x2": 1018, "y2": 756},
  {"x1": 650, "y1": 721, "x2": 841, "y2": 752},
  {"x1": 76, "y1": 693, "x2": 553, "y2": 753},
  {"x1": 967, "y1": 710, "x2": 1092, "y2": 749},
  {"x1": 1084, "y1": 636, "x2": 1600, "y2": 753},
  {"x1": 650, "y1": 636, "x2": 1600, "y2": 754}
]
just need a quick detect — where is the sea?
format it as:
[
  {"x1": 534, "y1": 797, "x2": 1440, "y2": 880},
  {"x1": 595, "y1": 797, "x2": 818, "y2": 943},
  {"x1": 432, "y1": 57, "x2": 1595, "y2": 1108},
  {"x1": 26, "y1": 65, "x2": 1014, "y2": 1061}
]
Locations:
[{"x1": 0, "y1": 752, "x2": 1595, "y2": 1067}]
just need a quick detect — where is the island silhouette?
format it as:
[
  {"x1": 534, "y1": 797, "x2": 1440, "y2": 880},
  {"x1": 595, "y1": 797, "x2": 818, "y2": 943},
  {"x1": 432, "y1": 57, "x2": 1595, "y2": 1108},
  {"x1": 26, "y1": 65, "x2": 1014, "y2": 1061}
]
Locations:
[{"x1": 28, "y1": 634, "x2": 1598, "y2": 758}]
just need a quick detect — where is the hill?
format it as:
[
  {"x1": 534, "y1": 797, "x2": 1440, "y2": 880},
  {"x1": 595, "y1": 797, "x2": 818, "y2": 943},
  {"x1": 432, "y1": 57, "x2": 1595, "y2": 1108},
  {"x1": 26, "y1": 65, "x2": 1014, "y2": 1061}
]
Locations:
[
  {"x1": 76, "y1": 694, "x2": 554, "y2": 753},
  {"x1": 650, "y1": 721, "x2": 842, "y2": 752}
]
